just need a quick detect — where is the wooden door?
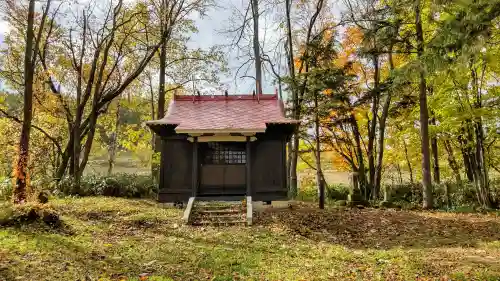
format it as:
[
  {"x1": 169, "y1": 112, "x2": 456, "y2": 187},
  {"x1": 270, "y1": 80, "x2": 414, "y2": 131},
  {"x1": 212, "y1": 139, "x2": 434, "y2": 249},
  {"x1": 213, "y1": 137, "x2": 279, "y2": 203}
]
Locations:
[{"x1": 198, "y1": 142, "x2": 246, "y2": 196}]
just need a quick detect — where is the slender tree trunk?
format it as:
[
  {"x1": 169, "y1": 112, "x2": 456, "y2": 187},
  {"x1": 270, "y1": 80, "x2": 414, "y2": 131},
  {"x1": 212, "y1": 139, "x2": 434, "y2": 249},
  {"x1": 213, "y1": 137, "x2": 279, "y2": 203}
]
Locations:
[
  {"x1": 13, "y1": 0, "x2": 36, "y2": 204},
  {"x1": 475, "y1": 122, "x2": 492, "y2": 207},
  {"x1": 462, "y1": 150, "x2": 474, "y2": 182},
  {"x1": 464, "y1": 123, "x2": 484, "y2": 204},
  {"x1": 403, "y1": 139, "x2": 414, "y2": 184},
  {"x1": 78, "y1": 113, "x2": 98, "y2": 178},
  {"x1": 73, "y1": 11, "x2": 87, "y2": 188},
  {"x1": 251, "y1": 0, "x2": 262, "y2": 94},
  {"x1": 415, "y1": 0, "x2": 433, "y2": 208},
  {"x1": 374, "y1": 50, "x2": 393, "y2": 199},
  {"x1": 107, "y1": 100, "x2": 122, "y2": 175},
  {"x1": 73, "y1": 112, "x2": 82, "y2": 184},
  {"x1": 153, "y1": 21, "x2": 168, "y2": 181},
  {"x1": 55, "y1": 136, "x2": 73, "y2": 180},
  {"x1": 458, "y1": 134, "x2": 474, "y2": 182},
  {"x1": 396, "y1": 164, "x2": 403, "y2": 184},
  {"x1": 148, "y1": 73, "x2": 157, "y2": 179},
  {"x1": 470, "y1": 64, "x2": 493, "y2": 208},
  {"x1": 350, "y1": 114, "x2": 367, "y2": 197},
  {"x1": 430, "y1": 117, "x2": 440, "y2": 184},
  {"x1": 285, "y1": 0, "x2": 298, "y2": 198},
  {"x1": 368, "y1": 55, "x2": 380, "y2": 199},
  {"x1": 444, "y1": 182, "x2": 451, "y2": 208},
  {"x1": 443, "y1": 139, "x2": 462, "y2": 186},
  {"x1": 314, "y1": 92, "x2": 324, "y2": 209}
]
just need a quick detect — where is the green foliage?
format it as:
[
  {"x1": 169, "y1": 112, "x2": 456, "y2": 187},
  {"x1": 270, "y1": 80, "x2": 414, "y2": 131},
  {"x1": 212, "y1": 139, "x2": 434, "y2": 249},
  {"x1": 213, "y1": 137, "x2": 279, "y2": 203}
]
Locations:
[
  {"x1": 384, "y1": 180, "x2": 500, "y2": 209},
  {"x1": 326, "y1": 184, "x2": 350, "y2": 201},
  {"x1": 298, "y1": 182, "x2": 350, "y2": 202},
  {"x1": 0, "y1": 177, "x2": 13, "y2": 201},
  {"x1": 55, "y1": 174, "x2": 157, "y2": 198}
]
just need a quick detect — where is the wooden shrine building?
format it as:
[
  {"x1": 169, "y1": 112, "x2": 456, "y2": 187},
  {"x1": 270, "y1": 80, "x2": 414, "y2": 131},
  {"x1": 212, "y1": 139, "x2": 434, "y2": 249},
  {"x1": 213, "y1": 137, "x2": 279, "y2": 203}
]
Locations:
[{"x1": 146, "y1": 92, "x2": 299, "y2": 203}]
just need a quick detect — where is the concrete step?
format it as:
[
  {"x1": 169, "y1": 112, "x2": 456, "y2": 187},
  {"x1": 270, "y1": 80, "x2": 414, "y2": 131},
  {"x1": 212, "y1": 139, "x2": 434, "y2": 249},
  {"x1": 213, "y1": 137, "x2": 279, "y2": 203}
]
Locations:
[
  {"x1": 196, "y1": 204, "x2": 245, "y2": 210},
  {"x1": 192, "y1": 219, "x2": 246, "y2": 226},
  {"x1": 190, "y1": 199, "x2": 248, "y2": 226},
  {"x1": 197, "y1": 209, "x2": 243, "y2": 215},
  {"x1": 195, "y1": 214, "x2": 245, "y2": 220}
]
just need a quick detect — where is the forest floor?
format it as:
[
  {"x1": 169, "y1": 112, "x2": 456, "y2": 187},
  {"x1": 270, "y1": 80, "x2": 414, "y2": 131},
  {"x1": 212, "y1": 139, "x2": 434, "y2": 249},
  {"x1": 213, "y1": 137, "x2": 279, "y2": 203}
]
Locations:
[{"x1": 1, "y1": 197, "x2": 500, "y2": 281}]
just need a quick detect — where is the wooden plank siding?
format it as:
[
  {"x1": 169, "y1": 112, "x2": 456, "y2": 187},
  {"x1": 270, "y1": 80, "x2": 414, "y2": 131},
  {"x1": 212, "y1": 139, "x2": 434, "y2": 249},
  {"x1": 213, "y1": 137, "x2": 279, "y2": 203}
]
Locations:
[
  {"x1": 250, "y1": 137, "x2": 288, "y2": 201},
  {"x1": 158, "y1": 136, "x2": 193, "y2": 202},
  {"x1": 158, "y1": 126, "x2": 291, "y2": 202}
]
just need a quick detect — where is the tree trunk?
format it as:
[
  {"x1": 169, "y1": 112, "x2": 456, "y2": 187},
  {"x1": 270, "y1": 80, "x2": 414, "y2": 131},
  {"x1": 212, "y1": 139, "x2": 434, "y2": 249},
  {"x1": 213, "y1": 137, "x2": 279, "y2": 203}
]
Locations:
[
  {"x1": 251, "y1": 0, "x2": 262, "y2": 94},
  {"x1": 464, "y1": 123, "x2": 484, "y2": 205},
  {"x1": 475, "y1": 123, "x2": 493, "y2": 208},
  {"x1": 107, "y1": 100, "x2": 122, "y2": 175},
  {"x1": 471, "y1": 64, "x2": 493, "y2": 208},
  {"x1": 12, "y1": 0, "x2": 36, "y2": 204},
  {"x1": 368, "y1": 55, "x2": 380, "y2": 199},
  {"x1": 314, "y1": 91, "x2": 324, "y2": 209},
  {"x1": 153, "y1": 38, "x2": 167, "y2": 181},
  {"x1": 458, "y1": 134, "x2": 474, "y2": 182},
  {"x1": 443, "y1": 139, "x2": 462, "y2": 186},
  {"x1": 415, "y1": 0, "x2": 433, "y2": 209},
  {"x1": 403, "y1": 139, "x2": 414, "y2": 184},
  {"x1": 73, "y1": 11, "x2": 87, "y2": 189},
  {"x1": 285, "y1": 0, "x2": 298, "y2": 198},
  {"x1": 78, "y1": 114, "x2": 98, "y2": 179},
  {"x1": 444, "y1": 182, "x2": 451, "y2": 208},
  {"x1": 374, "y1": 50, "x2": 393, "y2": 199},
  {"x1": 55, "y1": 136, "x2": 73, "y2": 180},
  {"x1": 396, "y1": 164, "x2": 403, "y2": 184},
  {"x1": 148, "y1": 73, "x2": 157, "y2": 179},
  {"x1": 430, "y1": 117, "x2": 440, "y2": 184},
  {"x1": 350, "y1": 114, "x2": 367, "y2": 197},
  {"x1": 78, "y1": 92, "x2": 102, "y2": 178},
  {"x1": 73, "y1": 110, "x2": 82, "y2": 185}
]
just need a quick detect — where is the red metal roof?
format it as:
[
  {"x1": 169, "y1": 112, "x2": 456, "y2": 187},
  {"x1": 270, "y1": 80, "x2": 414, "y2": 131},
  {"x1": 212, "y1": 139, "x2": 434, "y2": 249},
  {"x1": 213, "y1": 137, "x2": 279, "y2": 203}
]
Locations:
[{"x1": 147, "y1": 93, "x2": 298, "y2": 133}]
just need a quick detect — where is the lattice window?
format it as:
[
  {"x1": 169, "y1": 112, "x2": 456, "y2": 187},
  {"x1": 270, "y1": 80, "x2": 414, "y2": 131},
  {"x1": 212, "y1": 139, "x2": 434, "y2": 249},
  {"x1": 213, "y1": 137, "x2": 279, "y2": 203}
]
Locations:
[{"x1": 203, "y1": 142, "x2": 246, "y2": 164}]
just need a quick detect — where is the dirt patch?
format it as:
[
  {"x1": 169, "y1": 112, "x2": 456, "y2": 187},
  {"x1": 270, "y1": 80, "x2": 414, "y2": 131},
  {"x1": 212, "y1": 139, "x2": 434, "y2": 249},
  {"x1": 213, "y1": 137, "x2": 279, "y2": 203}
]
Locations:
[
  {"x1": 255, "y1": 205, "x2": 500, "y2": 249},
  {"x1": 78, "y1": 210, "x2": 119, "y2": 222}
]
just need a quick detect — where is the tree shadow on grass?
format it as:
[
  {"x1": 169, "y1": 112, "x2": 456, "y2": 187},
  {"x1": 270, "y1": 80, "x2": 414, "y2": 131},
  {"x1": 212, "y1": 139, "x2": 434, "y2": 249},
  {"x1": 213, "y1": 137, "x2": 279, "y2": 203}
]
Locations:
[{"x1": 255, "y1": 206, "x2": 500, "y2": 250}]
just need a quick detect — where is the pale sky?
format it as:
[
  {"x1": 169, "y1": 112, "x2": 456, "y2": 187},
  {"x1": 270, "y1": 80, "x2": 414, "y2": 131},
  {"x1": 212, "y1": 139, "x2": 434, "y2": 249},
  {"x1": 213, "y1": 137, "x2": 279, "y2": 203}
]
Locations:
[
  {"x1": 189, "y1": 0, "x2": 284, "y2": 95},
  {"x1": 0, "y1": 3, "x2": 279, "y2": 95},
  {"x1": 0, "y1": 20, "x2": 9, "y2": 43},
  {"x1": 0, "y1": 0, "x2": 343, "y2": 97}
]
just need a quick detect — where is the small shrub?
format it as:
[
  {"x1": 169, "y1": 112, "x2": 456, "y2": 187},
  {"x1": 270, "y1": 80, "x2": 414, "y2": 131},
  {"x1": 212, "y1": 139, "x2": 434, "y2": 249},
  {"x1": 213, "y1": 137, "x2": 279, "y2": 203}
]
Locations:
[
  {"x1": 387, "y1": 183, "x2": 423, "y2": 203},
  {"x1": 383, "y1": 179, "x2": 500, "y2": 209},
  {"x1": 297, "y1": 185, "x2": 317, "y2": 201},
  {"x1": 297, "y1": 183, "x2": 350, "y2": 203},
  {"x1": 326, "y1": 184, "x2": 350, "y2": 201},
  {"x1": 55, "y1": 173, "x2": 157, "y2": 199}
]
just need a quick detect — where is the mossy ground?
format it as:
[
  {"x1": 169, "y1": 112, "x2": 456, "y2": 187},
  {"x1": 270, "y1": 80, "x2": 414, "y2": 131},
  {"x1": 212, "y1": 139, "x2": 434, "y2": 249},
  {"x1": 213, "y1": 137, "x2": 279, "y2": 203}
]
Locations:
[{"x1": 1, "y1": 197, "x2": 500, "y2": 280}]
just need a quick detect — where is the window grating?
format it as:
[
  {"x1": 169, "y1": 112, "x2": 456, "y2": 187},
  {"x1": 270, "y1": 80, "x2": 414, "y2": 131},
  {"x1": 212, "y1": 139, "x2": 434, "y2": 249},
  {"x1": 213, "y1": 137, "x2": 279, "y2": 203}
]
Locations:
[{"x1": 203, "y1": 142, "x2": 246, "y2": 164}]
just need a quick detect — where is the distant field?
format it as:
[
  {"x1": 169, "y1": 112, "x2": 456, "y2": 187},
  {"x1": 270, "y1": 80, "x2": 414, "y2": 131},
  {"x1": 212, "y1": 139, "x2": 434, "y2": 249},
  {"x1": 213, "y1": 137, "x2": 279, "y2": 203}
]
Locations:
[{"x1": 85, "y1": 153, "x2": 150, "y2": 176}]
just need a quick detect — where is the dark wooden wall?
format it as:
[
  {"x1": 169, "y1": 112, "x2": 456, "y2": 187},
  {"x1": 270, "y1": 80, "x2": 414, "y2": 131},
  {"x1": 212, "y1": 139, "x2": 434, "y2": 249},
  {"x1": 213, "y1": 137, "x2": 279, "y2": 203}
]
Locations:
[
  {"x1": 250, "y1": 135, "x2": 288, "y2": 201},
  {"x1": 157, "y1": 125, "x2": 291, "y2": 202},
  {"x1": 158, "y1": 136, "x2": 193, "y2": 202}
]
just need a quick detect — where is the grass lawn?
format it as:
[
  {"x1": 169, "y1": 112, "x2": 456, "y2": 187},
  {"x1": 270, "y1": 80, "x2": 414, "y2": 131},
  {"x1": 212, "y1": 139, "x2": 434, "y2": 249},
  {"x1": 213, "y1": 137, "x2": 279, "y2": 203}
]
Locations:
[{"x1": 1, "y1": 197, "x2": 500, "y2": 280}]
